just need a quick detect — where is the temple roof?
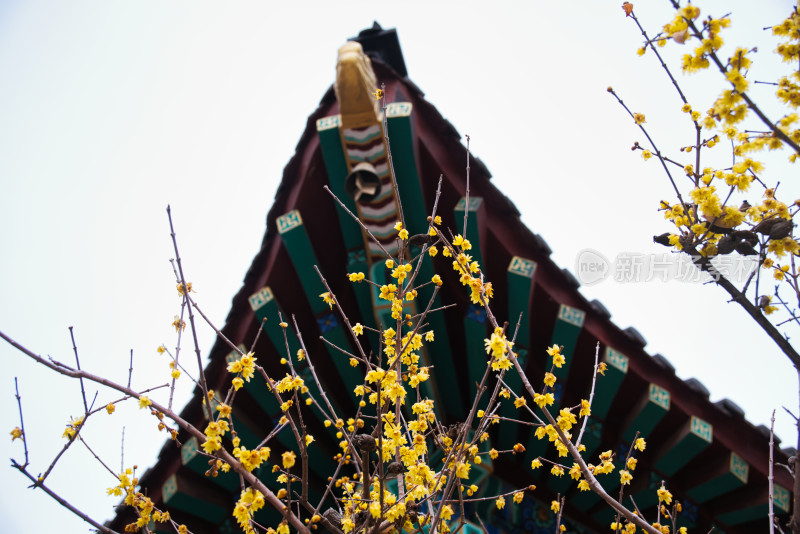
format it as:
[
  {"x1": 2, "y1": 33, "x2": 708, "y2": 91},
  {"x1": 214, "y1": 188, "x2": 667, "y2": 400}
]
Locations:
[{"x1": 109, "y1": 28, "x2": 794, "y2": 534}]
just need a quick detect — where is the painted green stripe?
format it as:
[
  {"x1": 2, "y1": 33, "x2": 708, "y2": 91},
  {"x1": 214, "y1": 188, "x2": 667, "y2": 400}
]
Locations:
[
  {"x1": 317, "y1": 116, "x2": 363, "y2": 251},
  {"x1": 547, "y1": 417, "x2": 603, "y2": 495},
  {"x1": 716, "y1": 502, "x2": 772, "y2": 525},
  {"x1": 775, "y1": 483, "x2": 791, "y2": 513},
  {"x1": 277, "y1": 210, "x2": 362, "y2": 393},
  {"x1": 248, "y1": 287, "x2": 345, "y2": 422},
  {"x1": 592, "y1": 347, "x2": 628, "y2": 420},
  {"x1": 551, "y1": 305, "x2": 585, "y2": 380},
  {"x1": 410, "y1": 248, "x2": 463, "y2": 419},
  {"x1": 347, "y1": 249, "x2": 378, "y2": 355},
  {"x1": 655, "y1": 416, "x2": 713, "y2": 476},
  {"x1": 686, "y1": 452, "x2": 748, "y2": 503},
  {"x1": 225, "y1": 343, "x2": 280, "y2": 416},
  {"x1": 507, "y1": 257, "x2": 536, "y2": 348},
  {"x1": 496, "y1": 349, "x2": 527, "y2": 453},
  {"x1": 161, "y1": 474, "x2": 227, "y2": 524},
  {"x1": 498, "y1": 257, "x2": 536, "y2": 450},
  {"x1": 248, "y1": 287, "x2": 300, "y2": 359},
  {"x1": 454, "y1": 197, "x2": 484, "y2": 266},
  {"x1": 181, "y1": 437, "x2": 239, "y2": 492},
  {"x1": 622, "y1": 384, "x2": 670, "y2": 443},
  {"x1": 207, "y1": 395, "x2": 261, "y2": 450},
  {"x1": 386, "y1": 104, "x2": 428, "y2": 236},
  {"x1": 367, "y1": 261, "x2": 439, "y2": 413},
  {"x1": 474, "y1": 476, "x2": 502, "y2": 518},
  {"x1": 464, "y1": 311, "x2": 488, "y2": 404},
  {"x1": 277, "y1": 210, "x2": 328, "y2": 315}
]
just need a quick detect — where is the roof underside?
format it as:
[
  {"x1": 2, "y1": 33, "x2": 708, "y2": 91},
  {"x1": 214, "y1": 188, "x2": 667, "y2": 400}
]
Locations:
[{"x1": 109, "y1": 51, "x2": 793, "y2": 534}]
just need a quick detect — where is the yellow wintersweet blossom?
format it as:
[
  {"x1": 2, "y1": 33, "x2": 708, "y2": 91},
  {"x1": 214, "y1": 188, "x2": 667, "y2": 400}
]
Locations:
[
  {"x1": 569, "y1": 463, "x2": 582, "y2": 481},
  {"x1": 353, "y1": 323, "x2": 364, "y2": 336},
  {"x1": 233, "y1": 446, "x2": 271, "y2": 472},
  {"x1": 10, "y1": 427, "x2": 23, "y2": 441},
  {"x1": 227, "y1": 352, "x2": 257, "y2": 382},
  {"x1": 440, "y1": 505, "x2": 453, "y2": 520},
  {"x1": 495, "y1": 497, "x2": 505, "y2": 510},
  {"x1": 635, "y1": 437, "x2": 646, "y2": 451},
  {"x1": 620, "y1": 469, "x2": 633, "y2": 485},
  {"x1": 534, "y1": 393, "x2": 555, "y2": 408},
  {"x1": 348, "y1": 272, "x2": 365, "y2": 282},
  {"x1": 282, "y1": 451, "x2": 296, "y2": 469},
  {"x1": 531, "y1": 458, "x2": 542, "y2": 469},
  {"x1": 320, "y1": 292, "x2": 335, "y2": 309},
  {"x1": 232, "y1": 487, "x2": 265, "y2": 531},
  {"x1": 138, "y1": 396, "x2": 152, "y2": 409},
  {"x1": 657, "y1": 485, "x2": 673, "y2": 505},
  {"x1": 171, "y1": 315, "x2": 185, "y2": 332},
  {"x1": 106, "y1": 403, "x2": 116, "y2": 415},
  {"x1": 551, "y1": 500, "x2": 560, "y2": 513},
  {"x1": 546, "y1": 345, "x2": 565, "y2": 367}
]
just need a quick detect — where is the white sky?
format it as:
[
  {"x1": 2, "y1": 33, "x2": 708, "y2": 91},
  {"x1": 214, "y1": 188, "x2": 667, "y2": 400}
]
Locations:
[{"x1": 0, "y1": 1, "x2": 797, "y2": 533}]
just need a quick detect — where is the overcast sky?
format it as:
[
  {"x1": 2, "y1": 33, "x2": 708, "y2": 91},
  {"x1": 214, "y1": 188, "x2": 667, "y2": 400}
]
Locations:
[{"x1": 1, "y1": 1, "x2": 797, "y2": 532}]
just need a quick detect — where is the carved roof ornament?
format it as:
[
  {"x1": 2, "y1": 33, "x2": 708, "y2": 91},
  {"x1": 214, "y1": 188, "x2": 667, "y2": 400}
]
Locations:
[{"x1": 335, "y1": 41, "x2": 380, "y2": 129}]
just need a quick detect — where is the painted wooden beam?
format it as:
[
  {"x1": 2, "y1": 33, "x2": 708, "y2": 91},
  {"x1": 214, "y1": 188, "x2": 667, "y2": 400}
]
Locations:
[
  {"x1": 592, "y1": 347, "x2": 628, "y2": 420},
  {"x1": 454, "y1": 197, "x2": 488, "y2": 403},
  {"x1": 551, "y1": 305, "x2": 585, "y2": 381},
  {"x1": 715, "y1": 483, "x2": 789, "y2": 525},
  {"x1": 546, "y1": 418, "x2": 603, "y2": 495},
  {"x1": 629, "y1": 471, "x2": 665, "y2": 514},
  {"x1": 317, "y1": 117, "x2": 382, "y2": 349},
  {"x1": 408, "y1": 248, "x2": 463, "y2": 419},
  {"x1": 654, "y1": 416, "x2": 713, "y2": 477},
  {"x1": 316, "y1": 114, "x2": 364, "y2": 251},
  {"x1": 621, "y1": 384, "x2": 670, "y2": 443},
  {"x1": 161, "y1": 472, "x2": 228, "y2": 524},
  {"x1": 507, "y1": 256, "x2": 537, "y2": 349},
  {"x1": 207, "y1": 394, "x2": 262, "y2": 450},
  {"x1": 686, "y1": 452, "x2": 748, "y2": 503},
  {"x1": 225, "y1": 343, "x2": 278, "y2": 416},
  {"x1": 367, "y1": 260, "x2": 440, "y2": 416},
  {"x1": 277, "y1": 210, "x2": 362, "y2": 393},
  {"x1": 181, "y1": 436, "x2": 239, "y2": 492},
  {"x1": 248, "y1": 287, "x2": 299, "y2": 360},
  {"x1": 497, "y1": 256, "x2": 536, "y2": 452},
  {"x1": 386, "y1": 103, "x2": 428, "y2": 236},
  {"x1": 248, "y1": 288, "x2": 340, "y2": 417},
  {"x1": 453, "y1": 197, "x2": 485, "y2": 266},
  {"x1": 346, "y1": 248, "x2": 379, "y2": 353},
  {"x1": 463, "y1": 307, "x2": 489, "y2": 404}
]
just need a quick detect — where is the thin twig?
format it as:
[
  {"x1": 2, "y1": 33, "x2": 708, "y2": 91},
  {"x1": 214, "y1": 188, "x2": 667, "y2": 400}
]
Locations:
[
  {"x1": 68, "y1": 327, "x2": 89, "y2": 414},
  {"x1": 11, "y1": 460, "x2": 121, "y2": 534},
  {"x1": 166, "y1": 206, "x2": 214, "y2": 421},
  {"x1": 13, "y1": 377, "x2": 29, "y2": 467}
]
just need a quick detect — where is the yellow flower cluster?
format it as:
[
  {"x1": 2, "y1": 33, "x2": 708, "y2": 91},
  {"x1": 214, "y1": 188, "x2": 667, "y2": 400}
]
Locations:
[
  {"x1": 227, "y1": 352, "x2": 257, "y2": 382},
  {"x1": 232, "y1": 487, "x2": 265, "y2": 534}
]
